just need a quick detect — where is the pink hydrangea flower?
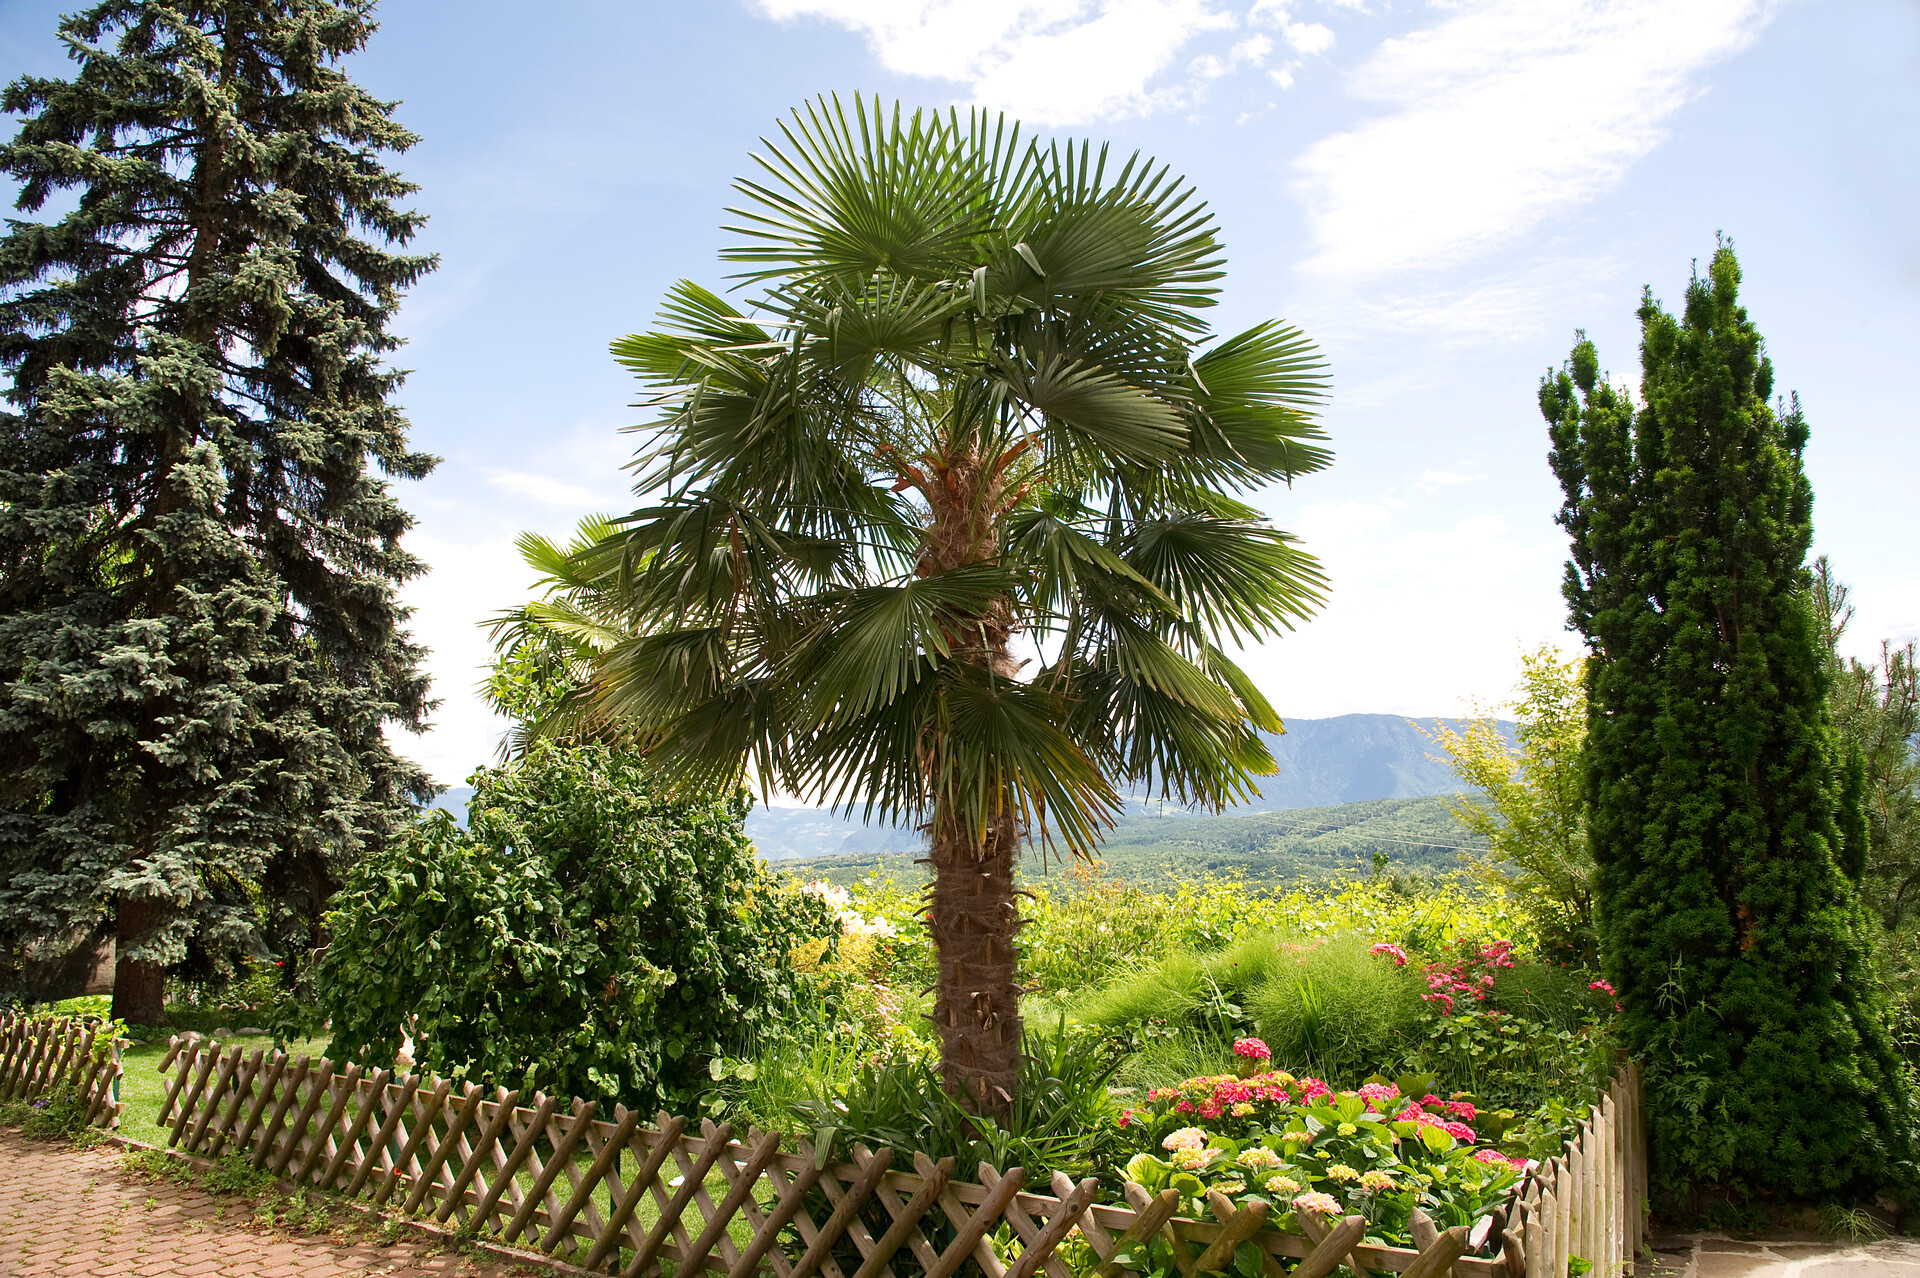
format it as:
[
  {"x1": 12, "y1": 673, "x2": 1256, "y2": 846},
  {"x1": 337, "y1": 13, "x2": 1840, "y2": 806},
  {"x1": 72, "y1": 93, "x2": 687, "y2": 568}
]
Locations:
[
  {"x1": 1446, "y1": 1100, "x2": 1477, "y2": 1121},
  {"x1": 1292, "y1": 1192, "x2": 1341, "y2": 1217},
  {"x1": 1369, "y1": 942, "x2": 1410, "y2": 966},
  {"x1": 1357, "y1": 1082, "x2": 1399, "y2": 1110},
  {"x1": 1473, "y1": 1148, "x2": 1510, "y2": 1165},
  {"x1": 1233, "y1": 1037, "x2": 1272, "y2": 1062},
  {"x1": 1444, "y1": 1122, "x2": 1477, "y2": 1143},
  {"x1": 1298, "y1": 1079, "x2": 1331, "y2": 1103},
  {"x1": 1163, "y1": 1127, "x2": 1208, "y2": 1152}
]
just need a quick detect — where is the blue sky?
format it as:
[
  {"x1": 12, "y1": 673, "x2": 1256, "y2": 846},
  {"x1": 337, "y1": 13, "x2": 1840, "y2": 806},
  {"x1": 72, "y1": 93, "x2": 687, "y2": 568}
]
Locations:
[{"x1": 4, "y1": 0, "x2": 1916, "y2": 787}]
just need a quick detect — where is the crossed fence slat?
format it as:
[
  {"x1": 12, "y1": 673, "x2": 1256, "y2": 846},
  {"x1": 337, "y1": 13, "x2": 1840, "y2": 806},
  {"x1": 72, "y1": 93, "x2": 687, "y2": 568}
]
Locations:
[
  {"x1": 158, "y1": 1032, "x2": 1626, "y2": 1278},
  {"x1": 0, "y1": 1012, "x2": 125, "y2": 1128}
]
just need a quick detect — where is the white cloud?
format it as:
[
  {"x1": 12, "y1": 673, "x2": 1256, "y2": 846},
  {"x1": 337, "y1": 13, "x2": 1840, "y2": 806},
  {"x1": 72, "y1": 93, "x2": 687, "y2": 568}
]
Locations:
[
  {"x1": 1249, "y1": 0, "x2": 1334, "y2": 55},
  {"x1": 1294, "y1": 0, "x2": 1775, "y2": 279},
  {"x1": 391, "y1": 420, "x2": 637, "y2": 785},
  {"x1": 1231, "y1": 499, "x2": 1577, "y2": 718},
  {"x1": 1192, "y1": 33, "x2": 1273, "y2": 80},
  {"x1": 486, "y1": 470, "x2": 602, "y2": 507},
  {"x1": 390, "y1": 532, "x2": 532, "y2": 785},
  {"x1": 754, "y1": 0, "x2": 1235, "y2": 123}
]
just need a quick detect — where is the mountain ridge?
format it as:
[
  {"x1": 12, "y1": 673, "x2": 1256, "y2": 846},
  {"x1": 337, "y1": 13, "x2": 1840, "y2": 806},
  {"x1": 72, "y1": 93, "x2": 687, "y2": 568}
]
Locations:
[{"x1": 423, "y1": 713, "x2": 1509, "y2": 862}]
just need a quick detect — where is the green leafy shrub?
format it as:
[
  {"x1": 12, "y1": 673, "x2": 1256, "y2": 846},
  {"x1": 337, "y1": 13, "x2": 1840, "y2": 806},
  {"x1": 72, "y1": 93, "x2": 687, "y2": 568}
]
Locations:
[
  {"x1": 1116, "y1": 1072, "x2": 1523, "y2": 1251},
  {"x1": 1390, "y1": 942, "x2": 1618, "y2": 1117},
  {"x1": 317, "y1": 741, "x2": 835, "y2": 1111},
  {"x1": 1243, "y1": 934, "x2": 1421, "y2": 1082},
  {"x1": 784, "y1": 1016, "x2": 1125, "y2": 1178}
]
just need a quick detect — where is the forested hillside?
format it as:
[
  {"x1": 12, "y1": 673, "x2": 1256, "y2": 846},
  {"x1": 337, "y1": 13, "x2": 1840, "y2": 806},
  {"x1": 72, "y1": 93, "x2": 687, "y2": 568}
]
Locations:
[{"x1": 782, "y1": 795, "x2": 1486, "y2": 887}]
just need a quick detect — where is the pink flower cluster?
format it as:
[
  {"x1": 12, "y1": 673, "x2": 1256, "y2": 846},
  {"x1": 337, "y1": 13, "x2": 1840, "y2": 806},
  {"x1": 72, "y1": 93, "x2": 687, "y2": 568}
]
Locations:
[
  {"x1": 1355, "y1": 1082, "x2": 1400, "y2": 1108},
  {"x1": 1397, "y1": 938, "x2": 1518, "y2": 1014},
  {"x1": 1474, "y1": 1148, "x2": 1527, "y2": 1168},
  {"x1": 1233, "y1": 1037, "x2": 1272, "y2": 1062},
  {"x1": 1146, "y1": 1070, "x2": 1326, "y2": 1121},
  {"x1": 1390, "y1": 1096, "x2": 1478, "y2": 1144},
  {"x1": 1368, "y1": 942, "x2": 1410, "y2": 966},
  {"x1": 1588, "y1": 979, "x2": 1616, "y2": 996}
]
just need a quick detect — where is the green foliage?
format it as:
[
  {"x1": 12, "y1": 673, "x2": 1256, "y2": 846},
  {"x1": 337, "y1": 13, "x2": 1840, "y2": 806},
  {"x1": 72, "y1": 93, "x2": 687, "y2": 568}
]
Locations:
[
  {"x1": 1546, "y1": 241, "x2": 1914, "y2": 1208},
  {"x1": 13, "y1": 1081, "x2": 92, "y2": 1141},
  {"x1": 525, "y1": 95, "x2": 1334, "y2": 1114},
  {"x1": 1429, "y1": 648, "x2": 1595, "y2": 962},
  {"x1": 1116, "y1": 1076, "x2": 1521, "y2": 1251},
  {"x1": 316, "y1": 741, "x2": 836, "y2": 1111},
  {"x1": 0, "y1": 0, "x2": 436, "y2": 1019},
  {"x1": 1072, "y1": 954, "x2": 1211, "y2": 1029},
  {"x1": 1243, "y1": 934, "x2": 1422, "y2": 1083},
  {"x1": 160, "y1": 960, "x2": 322, "y2": 1044},
  {"x1": 779, "y1": 1016, "x2": 1126, "y2": 1179},
  {"x1": 1812, "y1": 561, "x2": 1920, "y2": 1048}
]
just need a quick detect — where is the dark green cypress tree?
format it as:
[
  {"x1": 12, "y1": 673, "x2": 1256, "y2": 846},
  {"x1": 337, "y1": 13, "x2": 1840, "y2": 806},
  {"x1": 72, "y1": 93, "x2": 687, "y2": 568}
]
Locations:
[
  {"x1": 0, "y1": 1, "x2": 436, "y2": 1023},
  {"x1": 1545, "y1": 242, "x2": 1913, "y2": 1209}
]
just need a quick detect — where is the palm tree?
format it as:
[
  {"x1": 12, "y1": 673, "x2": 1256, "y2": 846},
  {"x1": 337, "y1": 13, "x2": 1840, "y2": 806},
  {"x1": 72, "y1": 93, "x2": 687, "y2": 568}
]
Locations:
[{"x1": 543, "y1": 97, "x2": 1332, "y2": 1117}]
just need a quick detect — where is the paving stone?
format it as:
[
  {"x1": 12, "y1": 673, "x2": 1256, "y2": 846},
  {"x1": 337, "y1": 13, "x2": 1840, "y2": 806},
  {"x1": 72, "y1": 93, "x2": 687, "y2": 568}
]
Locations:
[
  {"x1": 1693, "y1": 1253, "x2": 1777, "y2": 1277},
  {"x1": 0, "y1": 1133, "x2": 535, "y2": 1277}
]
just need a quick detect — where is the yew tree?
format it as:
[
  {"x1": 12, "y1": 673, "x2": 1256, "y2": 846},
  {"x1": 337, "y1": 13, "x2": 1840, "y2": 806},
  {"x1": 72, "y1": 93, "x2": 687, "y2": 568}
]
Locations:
[
  {"x1": 563, "y1": 99, "x2": 1332, "y2": 1115},
  {"x1": 1546, "y1": 243, "x2": 1912, "y2": 1205}
]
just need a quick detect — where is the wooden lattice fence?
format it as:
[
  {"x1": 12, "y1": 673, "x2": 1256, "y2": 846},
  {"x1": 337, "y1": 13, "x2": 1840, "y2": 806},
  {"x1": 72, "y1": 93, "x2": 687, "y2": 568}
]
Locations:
[
  {"x1": 1506, "y1": 1063, "x2": 1645, "y2": 1278},
  {"x1": 0, "y1": 1011, "x2": 126, "y2": 1128},
  {"x1": 157, "y1": 1033, "x2": 1538, "y2": 1278}
]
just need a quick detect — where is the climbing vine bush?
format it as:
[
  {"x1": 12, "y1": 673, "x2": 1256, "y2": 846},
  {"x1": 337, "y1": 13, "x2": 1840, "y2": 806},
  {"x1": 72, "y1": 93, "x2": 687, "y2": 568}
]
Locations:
[{"x1": 316, "y1": 742, "x2": 834, "y2": 1111}]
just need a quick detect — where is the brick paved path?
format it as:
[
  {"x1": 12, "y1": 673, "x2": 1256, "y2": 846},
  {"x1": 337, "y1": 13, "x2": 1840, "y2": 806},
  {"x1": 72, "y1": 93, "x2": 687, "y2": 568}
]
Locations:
[{"x1": 0, "y1": 1134, "x2": 533, "y2": 1278}]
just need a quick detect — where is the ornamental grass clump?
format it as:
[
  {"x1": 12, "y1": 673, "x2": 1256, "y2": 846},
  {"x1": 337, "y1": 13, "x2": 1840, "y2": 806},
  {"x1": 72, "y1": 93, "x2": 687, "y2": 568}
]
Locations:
[{"x1": 1244, "y1": 932, "x2": 1422, "y2": 1081}]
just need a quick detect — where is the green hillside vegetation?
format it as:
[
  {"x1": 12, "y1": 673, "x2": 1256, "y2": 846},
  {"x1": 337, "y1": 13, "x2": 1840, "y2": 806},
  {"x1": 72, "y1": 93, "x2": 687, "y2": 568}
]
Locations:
[{"x1": 777, "y1": 795, "x2": 1486, "y2": 887}]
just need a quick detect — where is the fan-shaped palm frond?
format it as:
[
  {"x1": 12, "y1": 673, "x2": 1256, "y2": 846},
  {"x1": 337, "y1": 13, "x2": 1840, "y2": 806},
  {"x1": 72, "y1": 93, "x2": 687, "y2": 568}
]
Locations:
[{"x1": 500, "y1": 97, "x2": 1334, "y2": 1117}]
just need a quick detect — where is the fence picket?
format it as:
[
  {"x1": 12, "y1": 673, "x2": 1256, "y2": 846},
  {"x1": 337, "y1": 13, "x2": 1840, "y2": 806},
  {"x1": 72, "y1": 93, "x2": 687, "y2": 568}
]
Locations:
[
  {"x1": 206, "y1": 1048, "x2": 266, "y2": 1159},
  {"x1": 346, "y1": 1074, "x2": 420, "y2": 1198},
  {"x1": 603, "y1": 1117, "x2": 732, "y2": 1274},
  {"x1": 469, "y1": 1092, "x2": 556, "y2": 1228},
  {"x1": 184, "y1": 1044, "x2": 243, "y2": 1153},
  {"x1": 503, "y1": 1099, "x2": 595, "y2": 1246},
  {"x1": 272, "y1": 1059, "x2": 335, "y2": 1177},
  {"x1": 404, "y1": 1081, "x2": 482, "y2": 1214},
  {"x1": 168, "y1": 1040, "x2": 223, "y2": 1147},
  {"x1": 373, "y1": 1077, "x2": 450, "y2": 1207},
  {"x1": 435, "y1": 1087, "x2": 521, "y2": 1224}
]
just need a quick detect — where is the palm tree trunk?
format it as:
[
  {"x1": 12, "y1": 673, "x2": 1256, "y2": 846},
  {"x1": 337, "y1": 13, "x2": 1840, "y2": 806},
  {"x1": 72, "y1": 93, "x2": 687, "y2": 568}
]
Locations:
[
  {"x1": 918, "y1": 439, "x2": 1026, "y2": 1121},
  {"x1": 927, "y1": 807, "x2": 1024, "y2": 1121}
]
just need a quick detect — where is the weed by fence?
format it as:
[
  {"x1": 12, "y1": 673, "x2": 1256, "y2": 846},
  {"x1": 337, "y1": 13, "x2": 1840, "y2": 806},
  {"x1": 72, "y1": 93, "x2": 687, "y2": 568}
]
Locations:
[{"x1": 0, "y1": 1011, "x2": 126, "y2": 1129}]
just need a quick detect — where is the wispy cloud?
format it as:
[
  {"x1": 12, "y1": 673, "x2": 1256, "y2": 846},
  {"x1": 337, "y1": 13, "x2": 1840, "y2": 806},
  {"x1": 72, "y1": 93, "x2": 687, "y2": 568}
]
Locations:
[
  {"x1": 752, "y1": 0, "x2": 1238, "y2": 123},
  {"x1": 486, "y1": 470, "x2": 604, "y2": 508},
  {"x1": 1295, "y1": 0, "x2": 1775, "y2": 279}
]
